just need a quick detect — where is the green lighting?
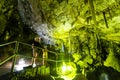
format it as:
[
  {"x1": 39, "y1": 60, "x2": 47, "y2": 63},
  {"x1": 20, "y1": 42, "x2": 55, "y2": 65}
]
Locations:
[
  {"x1": 61, "y1": 65, "x2": 73, "y2": 75},
  {"x1": 57, "y1": 62, "x2": 77, "y2": 80},
  {"x1": 62, "y1": 65, "x2": 67, "y2": 72},
  {"x1": 67, "y1": 66, "x2": 71, "y2": 70}
]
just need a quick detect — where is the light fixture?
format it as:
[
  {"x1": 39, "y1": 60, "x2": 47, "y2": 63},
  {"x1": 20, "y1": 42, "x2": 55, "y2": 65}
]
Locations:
[{"x1": 57, "y1": 62, "x2": 77, "y2": 80}]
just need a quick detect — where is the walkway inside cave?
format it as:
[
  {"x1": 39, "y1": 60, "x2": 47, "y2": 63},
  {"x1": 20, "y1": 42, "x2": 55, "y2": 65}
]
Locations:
[{"x1": 1, "y1": 41, "x2": 120, "y2": 80}]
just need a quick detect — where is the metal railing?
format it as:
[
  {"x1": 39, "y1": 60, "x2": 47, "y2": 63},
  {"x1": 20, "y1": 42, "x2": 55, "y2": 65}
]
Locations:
[{"x1": 0, "y1": 41, "x2": 70, "y2": 73}]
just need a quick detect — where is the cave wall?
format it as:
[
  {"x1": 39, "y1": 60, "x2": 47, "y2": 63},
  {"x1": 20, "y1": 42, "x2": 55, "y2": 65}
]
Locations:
[{"x1": 0, "y1": 0, "x2": 120, "y2": 75}]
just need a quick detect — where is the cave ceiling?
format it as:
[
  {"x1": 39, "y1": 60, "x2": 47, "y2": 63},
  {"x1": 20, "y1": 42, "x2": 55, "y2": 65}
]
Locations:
[
  {"x1": 1, "y1": 0, "x2": 120, "y2": 72},
  {"x1": 33, "y1": 0, "x2": 120, "y2": 71},
  {"x1": 0, "y1": 0, "x2": 120, "y2": 43},
  {"x1": 27, "y1": 0, "x2": 120, "y2": 43}
]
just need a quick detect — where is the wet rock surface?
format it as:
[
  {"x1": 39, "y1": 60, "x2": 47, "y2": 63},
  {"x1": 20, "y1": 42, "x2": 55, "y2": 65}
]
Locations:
[{"x1": 87, "y1": 66, "x2": 120, "y2": 80}]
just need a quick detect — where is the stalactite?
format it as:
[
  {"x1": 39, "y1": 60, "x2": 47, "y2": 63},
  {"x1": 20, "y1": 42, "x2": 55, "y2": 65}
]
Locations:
[
  {"x1": 103, "y1": 12, "x2": 109, "y2": 28},
  {"x1": 88, "y1": 0, "x2": 96, "y2": 24},
  {"x1": 66, "y1": 0, "x2": 68, "y2": 4},
  {"x1": 84, "y1": 0, "x2": 88, "y2": 4},
  {"x1": 57, "y1": 0, "x2": 63, "y2": 3},
  {"x1": 108, "y1": 8, "x2": 112, "y2": 20},
  {"x1": 86, "y1": 16, "x2": 92, "y2": 24}
]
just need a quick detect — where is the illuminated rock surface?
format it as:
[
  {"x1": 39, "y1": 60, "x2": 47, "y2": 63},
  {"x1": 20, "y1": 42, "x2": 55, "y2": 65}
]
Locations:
[{"x1": 0, "y1": 0, "x2": 120, "y2": 80}]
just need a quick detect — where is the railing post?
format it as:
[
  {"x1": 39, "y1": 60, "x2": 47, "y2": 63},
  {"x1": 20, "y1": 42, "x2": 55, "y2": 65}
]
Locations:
[
  {"x1": 56, "y1": 54, "x2": 58, "y2": 71},
  {"x1": 11, "y1": 41, "x2": 19, "y2": 72}
]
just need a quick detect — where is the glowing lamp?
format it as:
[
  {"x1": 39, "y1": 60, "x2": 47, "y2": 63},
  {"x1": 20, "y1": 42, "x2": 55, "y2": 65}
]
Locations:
[{"x1": 57, "y1": 62, "x2": 77, "y2": 80}]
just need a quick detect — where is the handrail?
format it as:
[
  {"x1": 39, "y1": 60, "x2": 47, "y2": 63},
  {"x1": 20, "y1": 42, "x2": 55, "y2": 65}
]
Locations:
[
  {"x1": 0, "y1": 41, "x2": 58, "y2": 55},
  {"x1": 18, "y1": 54, "x2": 70, "y2": 62},
  {"x1": 19, "y1": 41, "x2": 58, "y2": 55},
  {"x1": 0, "y1": 41, "x2": 71, "y2": 73},
  {"x1": 0, "y1": 41, "x2": 70, "y2": 66},
  {"x1": 0, "y1": 41, "x2": 16, "y2": 47},
  {"x1": 18, "y1": 41, "x2": 33, "y2": 47},
  {"x1": 0, "y1": 55, "x2": 15, "y2": 65}
]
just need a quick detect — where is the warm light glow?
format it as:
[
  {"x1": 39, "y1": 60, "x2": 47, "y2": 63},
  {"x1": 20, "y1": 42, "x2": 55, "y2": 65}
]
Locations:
[
  {"x1": 57, "y1": 62, "x2": 76, "y2": 80},
  {"x1": 16, "y1": 65, "x2": 24, "y2": 71},
  {"x1": 67, "y1": 66, "x2": 71, "y2": 70},
  {"x1": 64, "y1": 22, "x2": 71, "y2": 31},
  {"x1": 62, "y1": 66, "x2": 67, "y2": 72},
  {"x1": 15, "y1": 58, "x2": 28, "y2": 71},
  {"x1": 19, "y1": 58, "x2": 25, "y2": 64},
  {"x1": 52, "y1": 21, "x2": 72, "y2": 39},
  {"x1": 61, "y1": 65, "x2": 72, "y2": 74}
]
